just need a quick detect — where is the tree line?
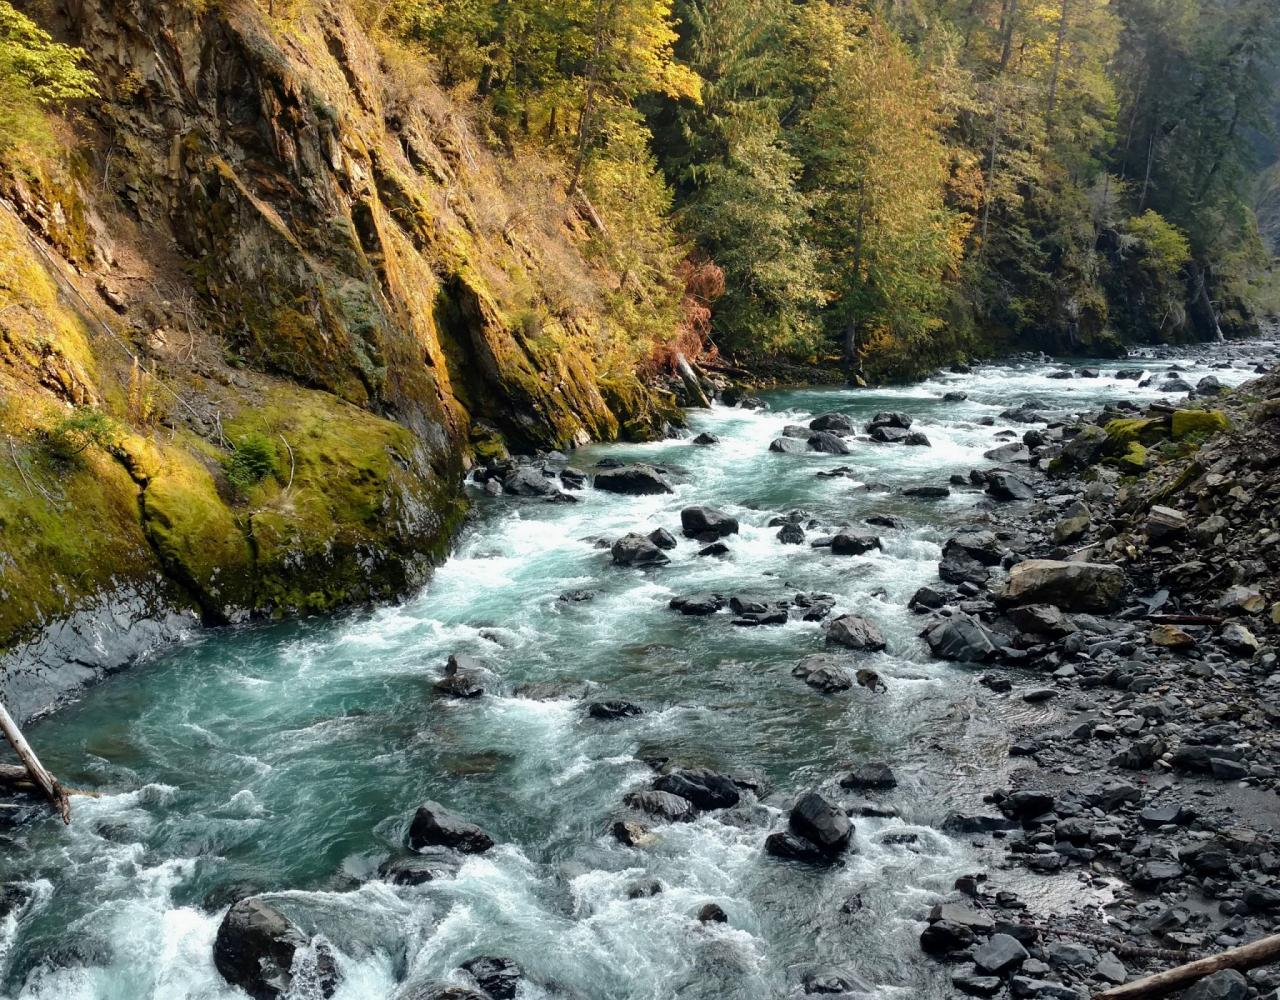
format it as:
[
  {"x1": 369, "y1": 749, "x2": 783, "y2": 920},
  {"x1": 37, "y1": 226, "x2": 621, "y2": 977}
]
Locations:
[{"x1": 3, "y1": 0, "x2": 1278, "y2": 376}]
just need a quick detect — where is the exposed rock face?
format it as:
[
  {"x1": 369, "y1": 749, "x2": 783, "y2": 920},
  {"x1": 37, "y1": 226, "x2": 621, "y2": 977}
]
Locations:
[{"x1": 0, "y1": 0, "x2": 677, "y2": 719}]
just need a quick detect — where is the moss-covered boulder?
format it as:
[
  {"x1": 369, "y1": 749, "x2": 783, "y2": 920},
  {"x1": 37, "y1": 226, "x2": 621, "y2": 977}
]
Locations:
[
  {"x1": 1104, "y1": 417, "x2": 1168, "y2": 447},
  {"x1": 1171, "y1": 409, "x2": 1229, "y2": 440}
]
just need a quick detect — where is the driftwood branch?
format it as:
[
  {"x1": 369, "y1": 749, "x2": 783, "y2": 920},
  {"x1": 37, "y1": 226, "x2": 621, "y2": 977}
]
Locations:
[
  {"x1": 1094, "y1": 932, "x2": 1280, "y2": 1000},
  {"x1": 1146, "y1": 613, "x2": 1225, "y2": 626},
  {"x1": 0, "y1": 699, "x2": 71, "y2": 823}
]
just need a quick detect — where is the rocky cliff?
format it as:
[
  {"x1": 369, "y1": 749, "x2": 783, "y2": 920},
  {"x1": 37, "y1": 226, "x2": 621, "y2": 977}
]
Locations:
[{"x1": 0, "y1": 0, "x2": 676, "y2": 719}]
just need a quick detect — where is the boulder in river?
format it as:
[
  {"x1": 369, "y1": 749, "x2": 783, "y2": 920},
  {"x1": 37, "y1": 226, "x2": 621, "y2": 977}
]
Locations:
[
  {"x1": 407, "y1": 802, "x2": 495, "y2": 854},
  {"x1": 830, "y1": 532, "x2": 882, "y2": 556},
  {"x1": 809, "y1": 412, "x2": 855, "y2": 433},
  {"x1": 588, "y1": 700, "x2": 643, "y2": 719},
  {"x1": 680, "y1": 506, "x2": 739, "y2": 540},
  {"x1": 867, "y1": 411, "x2": 913, "y2": 431},
  {"x1": 653, "y1": 767, "x2": 740, "y2": 810},
  {"x1": 611, "y1": 533, "x2": 671, "y2": 568},
  {"x1": 434, "y1": 653, "x2": 494, "y2": 698},
  {"x1": 691, "y1": 432, "x2": 720, "y2": 445},
  {"x1": 502, "y1": 466, "x2": 559, "y2": 497},
  {"x1": 825, "y1": 615, "x2": 887, "y2": 652},
  {"x1": 669, "y1": 593, "x2": 727, "y2": 615},
  {"x1": 839, "y1": 763, "x2": 897, "y2": 790},
  {"x1": 870, "y1": 425, "x2": 911, "y2": 443},
  {"x1": 789, "y1": 791, "x2": 852, "y2": 856},
  {"x1": 792, "y1": 654, "x2": 853, "y2": 693},
  {"x1": 624, "y1": 790, "x2": 697, "y2": 822},
  {"x1": 1000, "y1": 559, "x2": 1126, "y2": 612},
  {"x1": 213, "y1": 897, "x2": 339, "y2": 1000},
  {"x1": 460, "y1": 956, "x2": 523, "y2": 1000},
  {"x1": 594, "y1": 464, "x2": 673, "y2": 495},
  {"x1": 808, "y1": 431, "x2": 851, "y2": 455},
  {"x1": 770, "y1": 437, "x2": 809, "y2": 455}
]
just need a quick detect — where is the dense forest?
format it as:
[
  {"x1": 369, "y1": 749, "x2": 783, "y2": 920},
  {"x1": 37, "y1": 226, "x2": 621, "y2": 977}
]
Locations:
[
  {"x1": 2, "y1": 0, "x2": 1280, "y2": 380},
  {"x1": 350, "y1": 0, "x2": 1280, "y2": 376}
]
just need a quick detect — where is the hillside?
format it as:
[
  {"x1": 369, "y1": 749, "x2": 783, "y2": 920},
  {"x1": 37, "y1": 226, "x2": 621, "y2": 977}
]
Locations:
[{"x1": 0, "y1": 0, "x2": 676, "y2": 716}]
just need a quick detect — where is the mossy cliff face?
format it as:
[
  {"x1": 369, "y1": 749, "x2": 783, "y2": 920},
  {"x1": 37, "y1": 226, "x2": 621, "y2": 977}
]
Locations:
[{"x1": 0, "y1": 0, "x2": 673, "y2": 719}]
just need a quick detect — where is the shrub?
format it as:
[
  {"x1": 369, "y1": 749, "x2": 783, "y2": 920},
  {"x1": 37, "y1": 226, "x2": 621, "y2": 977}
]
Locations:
[
  {"x1": 41, "y1": 407, "x2": 115, "y2": 461},
  {"x1": 224, "y1": 433, "x2": 278, "y2": 491}
]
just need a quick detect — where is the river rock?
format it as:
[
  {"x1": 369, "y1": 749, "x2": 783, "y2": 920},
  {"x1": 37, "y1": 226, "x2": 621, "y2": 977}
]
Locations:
[
  {"x1": 808, "y1": 431, "x2": 851, "y2": 455},
  {"x1": 871, "y1": 425, "x2": 912, "y2": 443},
  {"x1": 1145, "y1": 505, "x2": 1188, "y2": 541},
  {"x1": 502, "y1": 466, "x2": 558, "y2": 497},
  {"x1": 434, "y1": 653, "x2": 494, "y2": 698},
  {"x1": 764, "y1": 831, "x2": 830, "y2": 863},
  {"x1": 460, "y1": 956, "x2": 523, "y2": 1000},
  {"x1": 588, "y1": 700, "x2": 643, "y2": 719},
  {"x1": 1182, "y1": 971, "x2": 1248, "y2": 1000},
  {"x1": 777, "y1": 522, "x2": 806, "y2": 544},
  {"x1": 213, "y1": 897, "x2": 339, "y2": 1000},
  {"x1": 830, "y1": 532, "x2": 882, "y2": 556},
  {"x1": 401, "y1": 985, "x2": 489, "y2": 1000},
  {"x1": 789, "y1": 791, "x2": 852, "y2": 856},
  {"x1": 1001, "y1": 560, "x2": 1126, "y2": 612},
  {"x1": 691, "y1": 432, "x2": 720, "y2": 445},
  {"x1": 924, "y1": 613, "x2": 999, "y2": 662},
  {"x1": 793, "y1": 654, "x2": 853, "y2": 693},
  {"x1": 407, "y1": 802, "x2": 494, "y2": 854},
  {"x1": 867, "y1": 411, "x2": 913, "y2": 431},
  {"x1": 770, "y1": 437, "x2": 809, "y2": 455},
  {"x1": 839, "y1": 763, "x2": 896, "y2": 790},
  {"x1": 669, "y1": 593, "x2": 727, "y2": 615},
  {"x1": 648, "y1": 527, "x2": 677, "y2": 550},
  {"x1": 594, "y1": 465, "x2": 673, "y2": 495},
  {"x1": 985, "y1": 471, "x2": 1034, "y2": 501},
  {"x1": 378, "y1": 849, "x2": 461, "y2": 885},
  {"x1": 653, "y1": 767, "x2": 740, "y2": 810},
  {"x1": 1007, "y1": 604, "x2": 1074, "y2": 638},
  {"x1": 825, "y1": 615, "x2": 887, "y2": 652},
  {"x1": 624, "y1": 790, "x2": 697, "y2": 821},
  {"x1": 810, "y1": 412, "x2": 855, "y2": 432},
  {"x1": 974, "y1": 933, "x2": 1029, "y2": 975},
  {"x1": 681, "y1": 506, "x2": 739, "y2": 540},
  {"x1": 903, "y1": 485, "x2": 950, "y2": 499},
  {"x1": 611, "y1": 533, "x2": 671, "y2": 567}
]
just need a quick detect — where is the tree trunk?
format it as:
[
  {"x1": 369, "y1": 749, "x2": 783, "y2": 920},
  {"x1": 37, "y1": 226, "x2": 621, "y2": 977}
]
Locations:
[
  {"x1": 568, "y1": 0, "x2": 612, "y2": 196},
  {"x1": 980, "y1": 98, "x2": 1003, "y2": 258},
  {"x1": 675, "y1": 353, "x2": 712, "y2": 407},
  {"x1": 0, "y1": 699, "x2": 70, "y2": 823},
  {"x1": 1045, "y1": 0, "x2": 1070, "y2": 129},
  {"x1": 998, "y1": 0, "x2": 1019, "y2": 72}
]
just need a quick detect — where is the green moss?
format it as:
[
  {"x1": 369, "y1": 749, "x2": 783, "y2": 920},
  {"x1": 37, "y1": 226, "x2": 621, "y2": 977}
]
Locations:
[
  {"x1": 0, "y1": 436, "x2": 164, "y2": 650},
  {"x1": 1117, "y1": 440, "x2": 1148, "y2": 472},
  {"x1": 140, "y1": 441, "x2": 254, "y2": 621},
  {"x1": 1171, "y1": 409, "x2": 1229, "y2": 439},
  {"x1": 1104, "y1": 416, "x2": 1167, "y2": 448},
  {"x1": 224, "y1": 384, "x2": 465, "y2": 617}
]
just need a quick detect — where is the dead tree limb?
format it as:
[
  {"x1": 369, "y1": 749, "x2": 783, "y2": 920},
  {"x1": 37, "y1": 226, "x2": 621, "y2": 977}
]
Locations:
[
  {"x1": 1094, "y1": 932, "x2": 1280, "y2": 1000},
  {"x1": 0, "y1": 699, "x2": 71, "y2": 823}
]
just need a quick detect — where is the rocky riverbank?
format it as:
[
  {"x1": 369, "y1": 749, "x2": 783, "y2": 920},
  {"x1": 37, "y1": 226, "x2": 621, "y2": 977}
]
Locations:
[{"x1": 905, "y1": 343, "x2": 1280, "y2": 999}]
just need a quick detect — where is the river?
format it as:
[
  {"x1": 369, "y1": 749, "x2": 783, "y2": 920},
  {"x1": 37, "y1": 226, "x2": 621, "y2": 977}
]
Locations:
[{"x1": 0, "y1": 351, "x2": 1263, "y2": 1000}]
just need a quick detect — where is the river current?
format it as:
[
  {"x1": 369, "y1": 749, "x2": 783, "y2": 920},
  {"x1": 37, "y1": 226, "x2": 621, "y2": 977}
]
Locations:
[{"x1": 0, "y1": 352, "x2": 1263, "y2": 1000}]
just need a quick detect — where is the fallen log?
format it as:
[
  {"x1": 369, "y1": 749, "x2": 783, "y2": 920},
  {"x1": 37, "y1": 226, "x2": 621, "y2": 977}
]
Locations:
[
  {"x1": 1094, "y1": 932, "x2": 1280, "y2": 1000},
  {"x1": 675, "y1": 352, "x2": 712, "y2": 408},
  {"x1": 0, "y1": 699, "x2": 71, "y2": 823},
  {"x1": 1146, "y1": 613, "x2": 1225, "y2": 626}
]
